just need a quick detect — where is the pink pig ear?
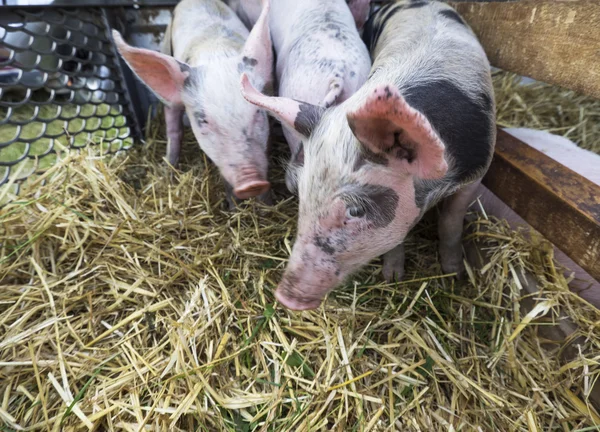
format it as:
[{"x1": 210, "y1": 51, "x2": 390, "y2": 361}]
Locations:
[
  {"x1": 346, "y1": 0, "x2": 371, "y2": 30},
  {"x1": 240, "y1": 73, "x2": 324, "y2": 137},
  {"x1": 240, "y1": 0, "x2": 273, "y2": 92},
  {"x1": 347, "y1": 85, "x2": 448, "y2": 180},
  {"x1": 112, "y1": 30, "x2": 190, "y2": 106}
]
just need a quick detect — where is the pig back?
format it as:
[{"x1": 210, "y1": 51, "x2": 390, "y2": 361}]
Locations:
[{"x1": 169, "y1": 0, "x2": 250, "y2": 64}]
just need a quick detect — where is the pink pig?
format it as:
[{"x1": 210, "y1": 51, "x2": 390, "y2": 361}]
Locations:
[
  {"x1": 241, "y1": 0, "x2": 497, "y2": 310},
  {"x1": 231, "y1": 0, "x2": 372, "y2": 193},
  {"x1": 112, "y1": 0, "x2": 273, "y2": 207}
]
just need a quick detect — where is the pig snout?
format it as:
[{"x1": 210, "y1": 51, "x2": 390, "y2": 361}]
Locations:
[
  {"x1": 275, "y1": 240, "x2": 341, "y2": 311},
  {"x1": 275, "y1": 280, "x2": 324, "y2": 311},
  {"x1": 228, "y1": 165, "x2": 270, "y2": 199}
]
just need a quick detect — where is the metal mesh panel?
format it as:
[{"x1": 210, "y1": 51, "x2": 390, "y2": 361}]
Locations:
[{"x1": 0, "y1": 7, "x2": 140, "y2": 198}]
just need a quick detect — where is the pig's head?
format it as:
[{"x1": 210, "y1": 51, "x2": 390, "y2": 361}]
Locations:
[
  {"x1": 242, "y1": 78, "x2": 448, "y2": 310},
  {"x1": 111, "y1": 0, "x2": 274, "y2": 200}
]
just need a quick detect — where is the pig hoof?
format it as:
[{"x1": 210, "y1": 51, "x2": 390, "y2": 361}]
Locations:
[
  {"x1": 441, "y1": 259, "x2": 465, "y2": 279},
  {"x1": 257, "y1": 190, "x2": 274, "y2": 206},
  {"x1": 383, "y1": 263, "x2": 404, "y2": 283},
  {"x1": 224, "y1": 195, "x2": 241, "y2": 211}
]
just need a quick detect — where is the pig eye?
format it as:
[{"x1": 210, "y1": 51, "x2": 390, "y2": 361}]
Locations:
[{"x1": 346, "y1": 206, "x2": 366, "y2": 219}]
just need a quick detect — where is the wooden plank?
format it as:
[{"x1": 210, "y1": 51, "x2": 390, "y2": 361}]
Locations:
[
  {"x1": 449, "y1": 0, "x2": 600, "y2": 99},
  {"x1": 482, "y1": 129, "x2": 600, "y2": 282}
]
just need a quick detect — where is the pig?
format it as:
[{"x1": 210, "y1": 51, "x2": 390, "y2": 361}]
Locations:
[
  {"x1": 231, "y1": 0, "x2": 372, "y2": 194},
  {"x1": 470, "y1": 128, "x2": 600, "y2": 307},
  {"x1": 112, "y1": 0, "x2": 274, "y2": 208},
  {"x1": 346, "y1": 0, "x2": 372, "y2": 31},
  {"x1": 240, "y1": 0, "x2": 496, "y2": 310}
]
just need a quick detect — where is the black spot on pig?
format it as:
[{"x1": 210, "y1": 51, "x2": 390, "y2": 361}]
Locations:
[
  {"x1": 439, "y1": 9, "x2": 466, "y2": 25},
  {"x1": 294, "y1": 102, "x2": 325, "y2": 137},
  {"x1": 243, "y1": 56, "x2": 258, "y2": 67},
  {"x1": 480, "y1": 91, "x2": 493, "y2": 111},
  {"x1": 314, "y1": 236, "x2": 336, "y2": 255},
  {"x1": 404, "y1": 80, "x2": 494, "y2": 183},
  {"x1": 384, "y1": 86, "x2": 392, "y2": 99},
  {"x1": 317, "y1": 59, "x2": 333, "y2": 71},
  {"x1": 292, "y1": 142, "x2": 305, "y2": 165},
  {"x1": 325, "y1": 23, "x2": 342, "y2": 39},
  {"x1": 354, "y1": 147, "x2": 389, "y2": 171},
  {"x1": 194, "y1": 110, "x2": 208, "y2": 127},
  {"x1": 362, "y1": 3, "x2": 401, "y2": 51},
  {"x1": 343, "y1": 184, "x2": 399, "y2": 228},
  {"x1": 238, "y1": 56, "x2": 258, "y2": 73},
  {"x1": 407, "y1": 0, "x2": 429, "y2": 8},
  {"x1": 178, "y1": 61, "x2": 190, "y2": 74},
  {"x1": 177, "y1": 61, "x2": 193, "y2": 88}
]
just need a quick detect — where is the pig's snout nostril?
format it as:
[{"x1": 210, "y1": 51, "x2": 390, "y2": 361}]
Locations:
[
  {"x1": 275, "y1": 288, "x2": 323, "y2": 311},
  {"x1": 233, "y1": 180, "x2": 270, "y2": 199}
]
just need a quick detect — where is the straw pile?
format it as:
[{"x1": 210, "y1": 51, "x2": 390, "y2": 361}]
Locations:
[
  {"x1": 1, "y1": 71, "x2": 600, "y2": 431},
  {"x1": 494, "y1": 71, "x2": 600, "y2": 154}
]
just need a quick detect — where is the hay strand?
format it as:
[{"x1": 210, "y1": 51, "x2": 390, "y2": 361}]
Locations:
[{"x1": 0, "y1": 71, "x2": 599, "y2": 430}]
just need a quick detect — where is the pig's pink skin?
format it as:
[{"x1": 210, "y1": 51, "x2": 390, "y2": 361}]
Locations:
[
  {"x1": 236, "y1": 0, "x2": 372, "y2": 193},
  {"x1": 243, "y1": 1, "x2": 497, "y2": 310},
  {"x1": 275, "y1": 153, "x2": 423, "y2": 309},
  {"x1": 346, "y1": 0, "x2": 371, "y2": 30},
  {"x1": 113, "y1": 0, "x2": 274, "y2": 202}
]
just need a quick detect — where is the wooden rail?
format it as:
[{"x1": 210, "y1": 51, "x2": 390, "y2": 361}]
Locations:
[
  {"x1": 449, "y1": 0, "x2": 600, "y2": 99},
  {"x1": 443, "y1": 0, "x2": 600, "y2": 283},
  {"x1": 482, "y1": 129, "x2": 600, "y2": 282}
]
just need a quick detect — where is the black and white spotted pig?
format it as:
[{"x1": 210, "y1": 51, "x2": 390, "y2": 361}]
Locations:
[
  {"x1": 234, "y1": 0, "x2": 372, "y2": 193},
  {"x1": 112, "y1": 0, "x2": 273, "y2": 207},
  {"x1": 241, "y1": 0, "x2": 496, "y2": 310}
]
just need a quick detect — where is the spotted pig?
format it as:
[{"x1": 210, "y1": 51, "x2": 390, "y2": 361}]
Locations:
[
  {"x1": 233, "y1": 0, "x2": 372, "y2": 193},
  {"x1": 241, "y1": 0, "x2": 496, "y2": 310},
  {"x1": 112, "y1": 0, "x2": 273, "y2": 208}
]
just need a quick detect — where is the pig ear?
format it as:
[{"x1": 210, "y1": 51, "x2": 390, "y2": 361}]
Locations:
[
  {"x1": 347, "y1": 0, "x2": 371, "y2": 30},
  {"x1": 347, "y1": 85, "x2": 448, "y2": 180},
  {"x1": 112, "y1": 30, "x2": 190, "y2": 106},
  {"x1": 240, "y1": 73, "x2": 324, "y2": 137},
  {"x1": 239, "y1": 0, "x2": 273, "y2": 92}
]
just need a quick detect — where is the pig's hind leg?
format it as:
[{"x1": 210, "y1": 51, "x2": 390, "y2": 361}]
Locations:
[
  {"x1": 164, "y1": 105, "x2": 184, "y2": 167},
  {"x1": 437, "y1": 180, "x2": 481, "y2": 278}
]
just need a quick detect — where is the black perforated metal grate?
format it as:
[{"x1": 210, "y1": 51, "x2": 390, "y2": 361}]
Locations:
[{"x1": 0, "y1": 7, "x2": 141, "y2": 199}]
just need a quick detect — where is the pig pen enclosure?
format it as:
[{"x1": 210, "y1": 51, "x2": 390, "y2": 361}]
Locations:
[{"x1": 1, "y1": 0, "x2": 600, "y2": 431}]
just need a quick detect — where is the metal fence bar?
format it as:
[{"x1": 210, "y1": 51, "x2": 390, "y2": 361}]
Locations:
[{"x1": 0, "y1": 6, "x2": 141, "y2": 199}]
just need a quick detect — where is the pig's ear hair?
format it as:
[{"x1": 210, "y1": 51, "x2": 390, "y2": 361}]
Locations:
[
  {"x1": 239, "y1": 0, "x2": 274, "y2": 92},
  {"x1": 346, "y1": 0, "x2": 371, "y2": 30},
  {"x1": 112, "y1": 30, "x2": 190, "y2": 106},
  {"x1": 240, "y1": 73, "x2": 324, "y2": 137},
  {"x1": 347, "y1": 84, "x2": 448, "y2": 180}
]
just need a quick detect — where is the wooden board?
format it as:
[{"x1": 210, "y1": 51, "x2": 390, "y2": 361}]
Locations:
[
  {"x1": 482, "y1": 129, "x2": 600, "y2": 282},
  {"x1": 449, "y1": 0, "x2": 600, "y2": 99}
]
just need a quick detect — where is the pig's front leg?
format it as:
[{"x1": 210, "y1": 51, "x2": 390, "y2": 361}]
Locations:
[
  {"x1": 224, "y1": 181, "x2": 242, "y2": 210},
  {"x1": 164, "y1": 105, "x2": 184, "y2": 167},
  {"x1": 383, "y1": 243, "x2": 405, "y2": 282},
  {"x1": 438, "y1": 180, "x2": 481, "y2": 278}
]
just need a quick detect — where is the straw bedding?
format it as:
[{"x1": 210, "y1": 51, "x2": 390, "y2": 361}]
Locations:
[{"x1": 1, "y1": 71, "x2": 599, "y2": 431}]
